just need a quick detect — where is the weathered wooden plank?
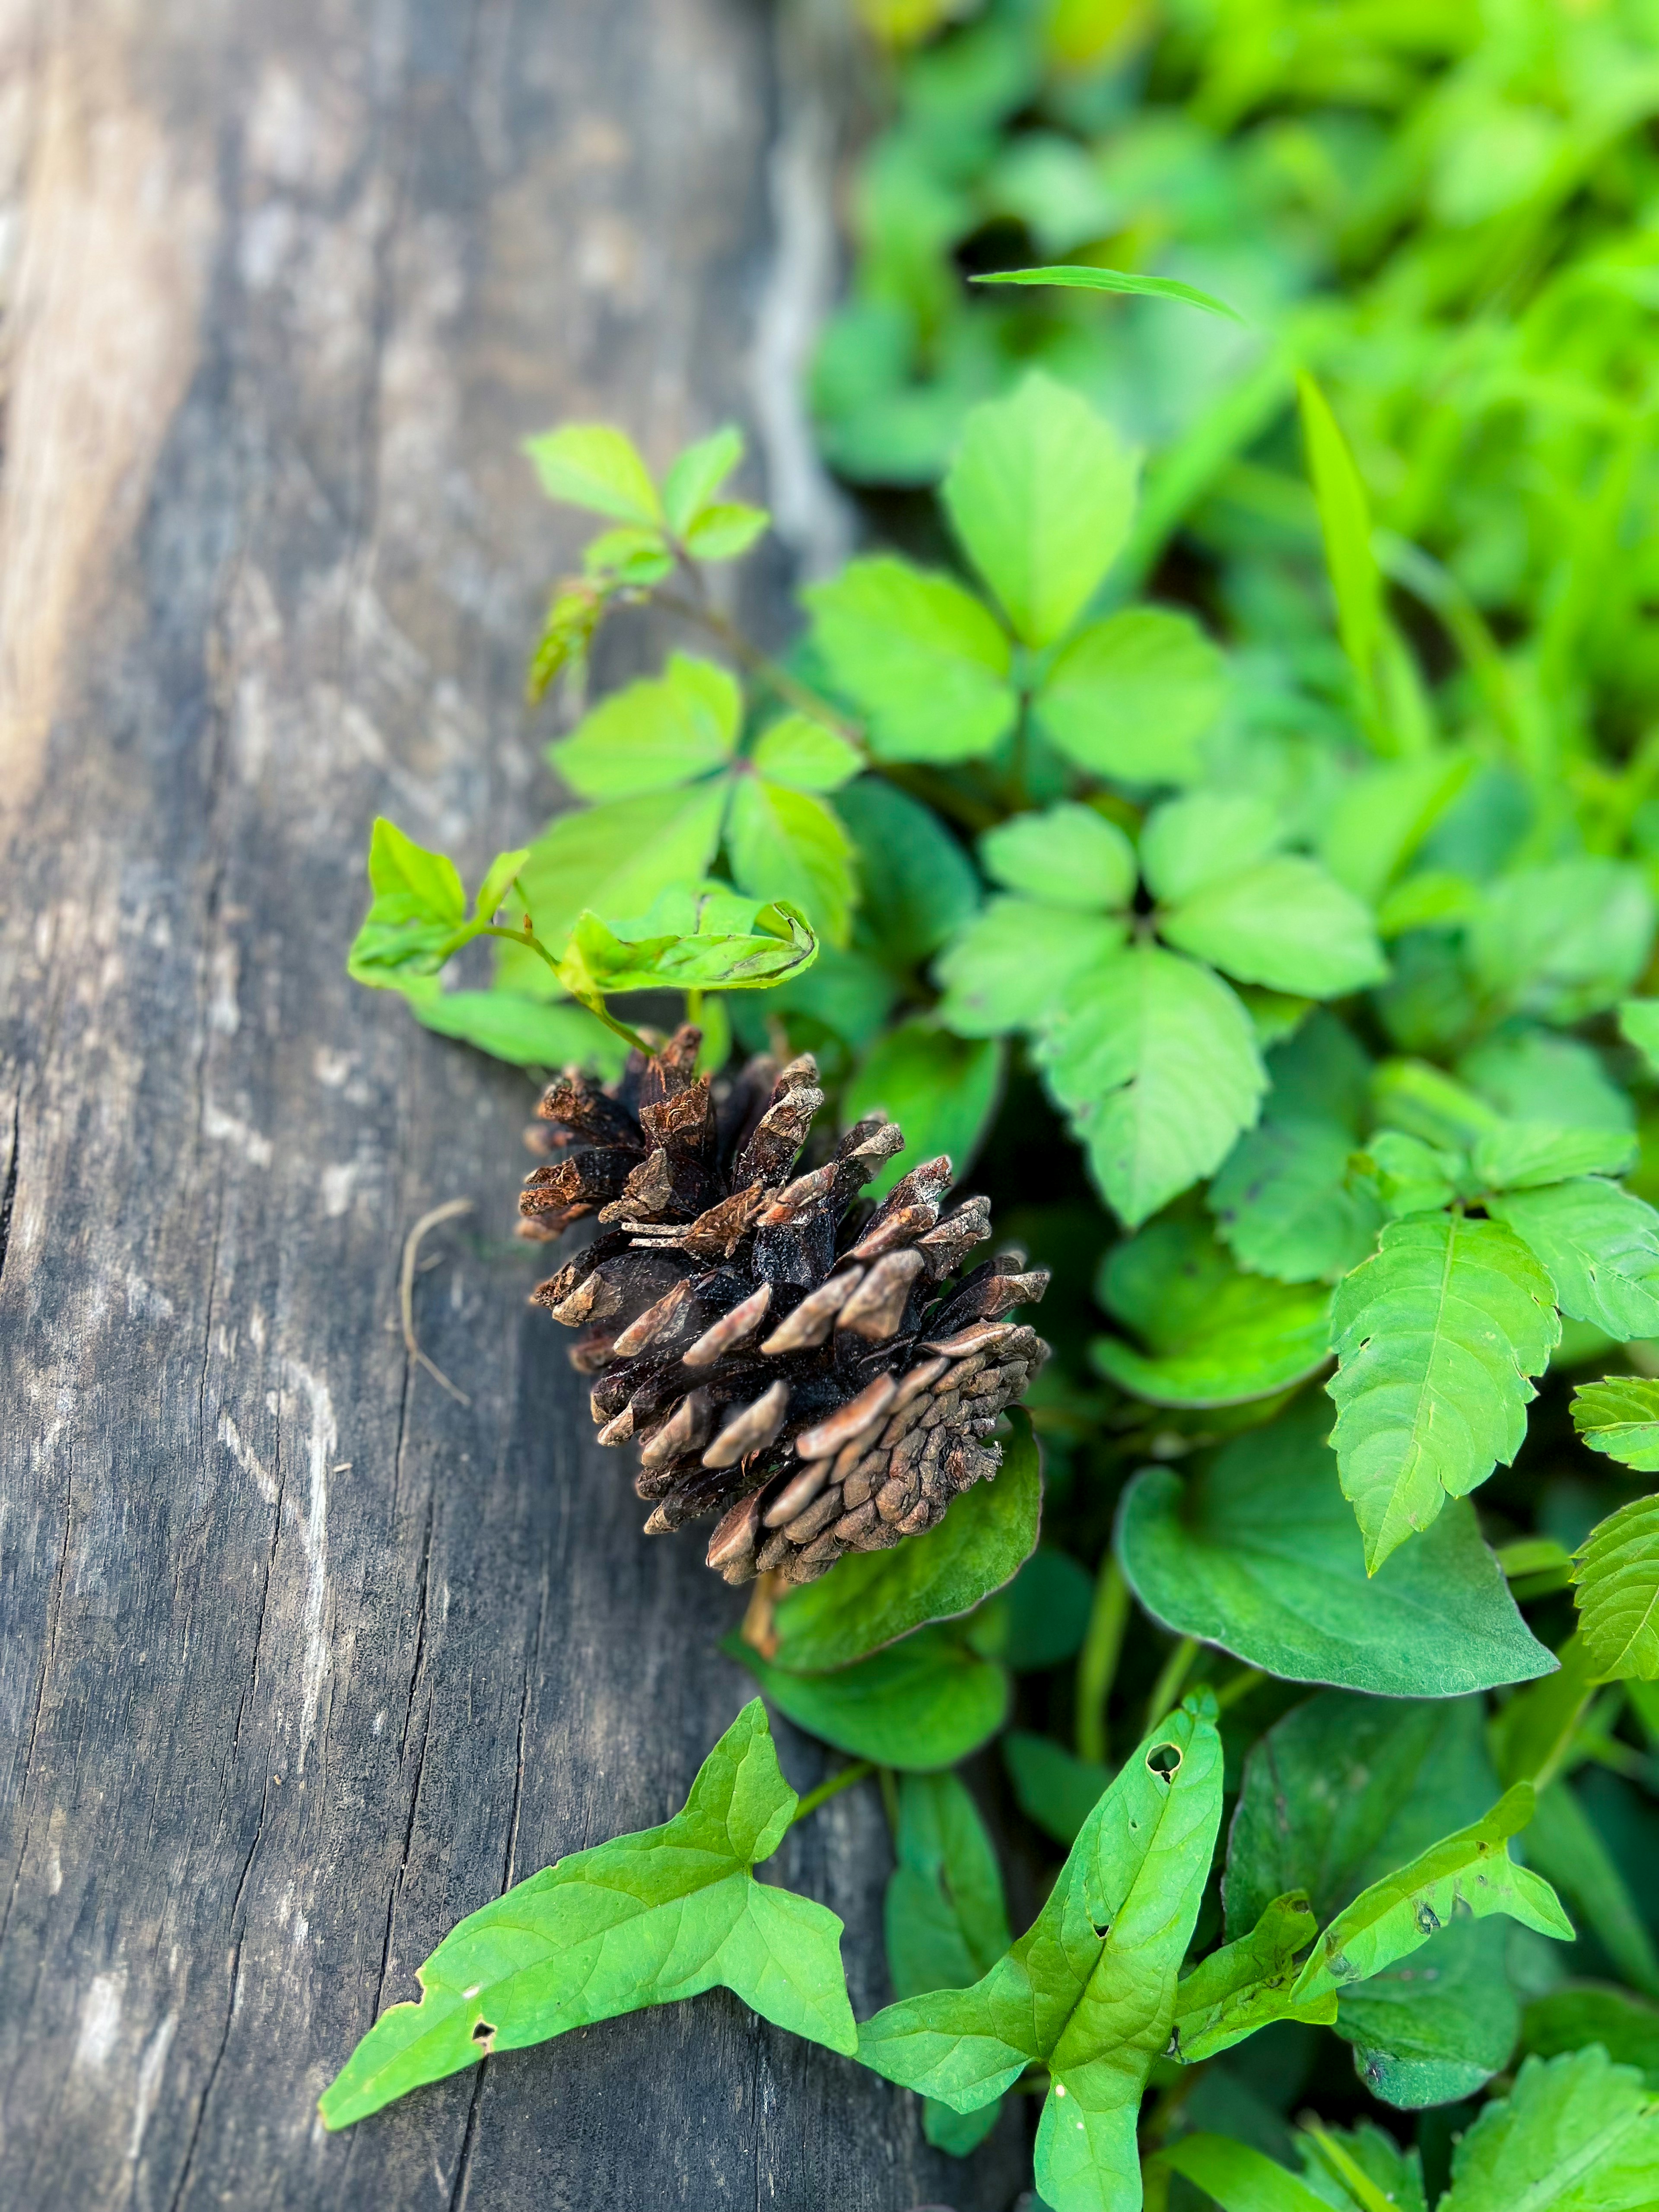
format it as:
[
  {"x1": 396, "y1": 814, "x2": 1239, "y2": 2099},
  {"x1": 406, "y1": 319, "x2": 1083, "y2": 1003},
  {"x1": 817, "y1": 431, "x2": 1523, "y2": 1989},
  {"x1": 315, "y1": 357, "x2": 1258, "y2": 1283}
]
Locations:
[{"x1": 0, "y1": 2, "x2": 1025, "y2": 2204}]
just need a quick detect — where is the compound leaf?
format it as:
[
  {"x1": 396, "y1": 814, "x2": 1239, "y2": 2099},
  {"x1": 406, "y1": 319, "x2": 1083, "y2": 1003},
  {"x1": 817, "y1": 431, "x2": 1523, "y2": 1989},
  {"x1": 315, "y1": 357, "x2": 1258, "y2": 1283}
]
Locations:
[
  {"x1": 1488, "y1": 1179, "x2": 1659, "y2": 1341},
  {"x1": 1033, "y1": 608, "x2": 1224, "y2": 787},
  {"x1": 525, "y1": 422, "x2": 661, "y2": 526},
  {"x1": 804, "y1": 556, "x2": 1015, "y2": 763},
  {"x1": 548, "y1": 652, "x2": 739, "y2": 799}
]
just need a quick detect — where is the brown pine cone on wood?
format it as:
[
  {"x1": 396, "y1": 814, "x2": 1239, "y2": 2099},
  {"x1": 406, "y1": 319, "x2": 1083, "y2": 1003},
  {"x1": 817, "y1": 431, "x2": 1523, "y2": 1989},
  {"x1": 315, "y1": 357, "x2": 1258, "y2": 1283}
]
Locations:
[{"x1": 520, "y1": 1024, "x2": 1050, "y2": 1587}]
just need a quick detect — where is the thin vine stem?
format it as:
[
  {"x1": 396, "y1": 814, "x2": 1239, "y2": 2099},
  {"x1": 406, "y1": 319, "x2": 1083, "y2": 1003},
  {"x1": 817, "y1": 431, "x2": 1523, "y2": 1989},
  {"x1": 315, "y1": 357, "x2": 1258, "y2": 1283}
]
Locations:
[
  {"x1": 479, "y1": 924, "x2": 655, "y2": 1054},
  {"x1": 1076, "y1": 1554, "x2": 1131, "y2": 1766},
  {"x1": 791, "y1": 1760, "x2": 876, "y2": 1826}
]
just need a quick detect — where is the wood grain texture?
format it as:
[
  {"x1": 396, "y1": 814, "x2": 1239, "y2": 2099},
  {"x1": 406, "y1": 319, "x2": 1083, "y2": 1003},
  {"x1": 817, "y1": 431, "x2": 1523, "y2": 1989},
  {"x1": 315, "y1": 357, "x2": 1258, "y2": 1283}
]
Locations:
[{"x1": 0, "y1": 3, "x2": 1027, "y2": 2205}]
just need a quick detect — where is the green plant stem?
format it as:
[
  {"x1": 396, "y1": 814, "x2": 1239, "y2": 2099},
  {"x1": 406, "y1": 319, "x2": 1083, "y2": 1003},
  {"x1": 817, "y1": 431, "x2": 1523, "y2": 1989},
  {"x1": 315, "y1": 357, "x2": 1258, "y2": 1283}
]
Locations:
[
  {"x1": 686, "y1": 987, "x2": 704, "y2": 1024},
  {"x1": 791, "y1": 1760, "x2": 876, "y2": 1826},
  {"x1": 1144, "y1": 1637, "x2": 1199, "y2": 1736},
  {"x1": 658, "y1": 581, "x2": 865, "y2": 749},
  {"x1": 1076, "y1": 1555, "x2": 1131, "y2": 1766},
  {"x1": 1214, "y1": 1666, "x2": 1266, "y2": 1713},
  {"x1": 479, "y1": 925, "x2": 655, "y2": 1055},
  {"x1": 877, "y1": 1765, "x2": 900, "y2": 1837}
]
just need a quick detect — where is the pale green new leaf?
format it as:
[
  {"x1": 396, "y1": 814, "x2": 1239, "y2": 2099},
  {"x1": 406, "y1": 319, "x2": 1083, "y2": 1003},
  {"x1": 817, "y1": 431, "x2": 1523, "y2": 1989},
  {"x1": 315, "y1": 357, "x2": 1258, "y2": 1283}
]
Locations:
[
  {"x1": 725, "y1": 775, "x2": 855, "y2": 945},
  {"x1": 934, "y1": 899, "x2": 1126, "y2": 1038},
  {"x1": 683, "y1": 502, "x2": 769, "y2": 560},
  {"x1": 1036, "y1": 943, "x2": 1266, "y2": 1226},
  {"x1": 1289, "y1": 1784, "x2": 1572, "y2": 2014},
  {"x1": 1298, "y1": 373, "x2": 1383, "y2": 707},
  {"x1": 1472, "y1": 1124, "x2": 1637, "y2": 1191},
  {"x1": 560, "y1": 888, "x2": 817, "y2": 998},
  {"x1": 970, "y1": 264, "x2": 1244, "y2": 321},
  {"x1": 1140, "y1": 791, "x2": 1284, "y2": 904},
  {"x1": 1488, "y1": 1178, "x2": 1659, "y2": 1340},
  {"x1": 1572, "y1": 1494, "x2": 1659, "y2": 1681},
  {"x1": 749, "y1": 714, "x2": 863, "y2": 791},
  {"x1": 858, "y1": 1697, "x2": 1224, "y2": 2212},
  {"x1": 1159, "y1": 856, "x2": 1388, "y2": 999},
  {"x1": 346, "y1": 817, "x2": 468, "y2": 986},
  {"x1": 804, "y1": 555, "x2": 1016, "y2": 763},
  {"x1": 1572, "y1": 1375, "x2": 1659, "y2": 1471},
  {"x1": 547, "y1": 652, "x2": 739, "y2": 799},
  {"x1": 1172, "y1": 1893, "x2": 1331, "y2": 2064},
  {"x1": 1033, "y1": 608, "x2": 1225, "y2": 786},
  {"x1": 1327, "y1": 1215, "x2": 1560, "y2": 1571},
  {"x1": 318, "y1": 1700, "x2": 854, "y2": 2129},
  {"x1": 1438, "y1": 2048, "x2": 1659, "y2": 2212},
  {"x1": 942, "y1": 369, "x2": 1138, "y2": 648},
  {"x1": 661, "y1": 423, "x2": 742, "y2": 533},
  {"x1": 1469, "y1": 861, "x2": 1656, "y2": 1026},
  {"x1": 979, "y1": 802, "x2": 1137, "y2": 912},
  {"x1": 1620, "y1": 998, "x2": 1659, "y2": 1079},
  {"x1": 524, "y1": 423, "x2": 661, "y2": 525},
  {"x1": 516, "y1": 785, "x2": 728, "y2": 950}
]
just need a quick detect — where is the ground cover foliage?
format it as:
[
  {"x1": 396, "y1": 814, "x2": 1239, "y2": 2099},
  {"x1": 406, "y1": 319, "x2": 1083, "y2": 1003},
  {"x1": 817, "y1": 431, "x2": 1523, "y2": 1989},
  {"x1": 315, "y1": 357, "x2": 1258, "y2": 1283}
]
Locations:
[{"x1": 325, "y1": 2, "x2": 1659, "y2": 2202}]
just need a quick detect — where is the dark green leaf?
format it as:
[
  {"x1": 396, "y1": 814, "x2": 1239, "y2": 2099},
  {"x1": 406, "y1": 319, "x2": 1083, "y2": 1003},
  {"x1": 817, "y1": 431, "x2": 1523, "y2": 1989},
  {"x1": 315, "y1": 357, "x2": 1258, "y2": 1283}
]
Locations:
[
  {"x1": 971, "y1": 263, "x2": 1244, "y2": 322},
  {"x1": 1522, "y1": 1983, "x2": 1659, "y2": 2084},
  {"x1": 1033, "y1": 608, "x2": 1225, "y2": 786},
  {"x1": 1001, "y1": 1730, "x2": 1110, "y2": 1846},
  {"x1": 1338, "y1": 1918, "x2": 1518, "y2": 2110},
  {"x1": 970, "y1": 1546, "x2": 1095, "y2": 1672},
  {"x1": 318, "y1": 1700, "x2": 853, "y2": 2128},
  {"x1": 769, "y1": 1410, "x2": 1041, "y2": 1672},
  {"x1": 941, "y1": 369, "x2": 1138, "y2": 647},
  {"x1": 1116, "y1": 1398, "x2": 1555, "y2": 1696},
  {"x1": 1327, "y1": 1214, "x2": 1560, "y2": 1572},
  {"x1": 727, "y1": 1627, "x2": 1009, "y2": 1771},
  {"x1": 978, "y1": 801, "x2": 1136, "y2": 912},
  {"x1": 842, "y1": 1020, "x2": 1003, "y2": 1198},
  {"x1": 1523, "y1": 1780, "x2": 1659, "y2": 1999},
  {"x1": 804, "y1": 556, "x2": 1016, "y2": 763},
  {"x1": 524, "y1": 423, "x2": 661, "y2": 525},
  {"x1": 837, "y1": 776, "x2": 981, "y2": 971},
  {"x1": 1489, "y1": 1179, "x2": 1659, "y2": 1340},
  {"x1": 547, "y1": 652, "x2": 739, "y2": 799}
]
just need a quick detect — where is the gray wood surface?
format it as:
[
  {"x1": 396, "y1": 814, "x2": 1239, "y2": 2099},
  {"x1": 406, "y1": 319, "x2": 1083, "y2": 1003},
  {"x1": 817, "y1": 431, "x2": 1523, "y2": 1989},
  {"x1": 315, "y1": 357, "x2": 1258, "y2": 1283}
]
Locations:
[{"x1": 0, "y1": 3, "x2": 1026, "y2": 2204}]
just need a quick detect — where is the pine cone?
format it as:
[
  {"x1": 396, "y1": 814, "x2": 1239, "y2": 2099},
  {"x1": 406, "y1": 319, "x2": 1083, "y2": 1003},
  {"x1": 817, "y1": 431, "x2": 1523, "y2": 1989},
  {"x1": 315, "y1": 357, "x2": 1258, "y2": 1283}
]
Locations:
[{"x1": 519, "y1": 1024, "x2": 1050, "y2": 1587}]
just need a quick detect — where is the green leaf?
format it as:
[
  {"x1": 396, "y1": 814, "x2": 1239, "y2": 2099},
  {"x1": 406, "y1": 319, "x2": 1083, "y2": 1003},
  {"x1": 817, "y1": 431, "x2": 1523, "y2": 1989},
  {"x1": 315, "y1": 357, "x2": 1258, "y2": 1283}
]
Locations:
[
  {"x1": 516, "y1": 785, "x2": 729, "y2": 950},
  {"x1": 547, "y1": 652, "x2": 740, "y2": 799},
  {"x1": 1116, "y1": 1397, "x2": 1556, "y2": 1697},
  {"x1": 842, "y1": 1020, "x2": 1004, "y2": 1198},
  {"x1": 1173, "y1": 1892, "x2": 1329, "y2": 2064},
  {"x1": 1326, "y1": 1214, "x2": 1560, "y2": 1572},
  {"x1": 729, "y1": 1627, "x2": 1010, "y2": 1770},
  {"x1": 1489, "y1": 1179, "x2": 1659, "y2": 1340},
  {"x1": 1297, "y1": 373, "x2": 1384, "y2": 712},
  {"x1": 935, "y1": 898, "x2": 1126, "y2": 1038},
  {"x1": 769, "y1": 1411, "x2": 1041, "y2": 1672},
  {"x1": 858, "y1": 1696, "x2": 1224, "y2": 2212},
  {"x1": 1299, "y1": 2121, "x2": 1427, "y2": 2212},
  {"x1": 347, "y1": 818, "x2": 468, "y2": 986},
  {"x1": 1152, "y1": 2134, "x2": 1331, "y2": 2212},
  {"x1": 970, "y1": 1547, "x2": 1095, "y2": 1672},
  {"x1": 1159, "y1": 855, "x2": 1388, "y2": 1000},
  {"x1": 1469, "y1": 861, "x2": 1656, "y2": 1026},
  {"x1": 1092, "y1": 1216, "x2": 1332, "y2": 1408},
  {"x1": 942, "y1": 369, "x2": 1138, "y2": 648},
  {"x1": 661, "y1": 423, "x2": 743, "y2": 532},
  {"x1": 559, "y1": 889, "x2": 818, "y2": 998},
  {"x1": 1001, "y1": 1730, "x2": 1110, "y2": 1847},
  {"x1": 804, "y1": 556, "x2": 1016, "y2": 763},
  {"x1": 1141, "y1": 793, "x2": 1285, "y2": 905},
  {"x1": 1462, "y1": 1029, "x2": 1635, "y2": 1136},
  {"x1": 887, "y1": 1772, "x2": 1011, "y2": 2000},
  {"x1": 1360, "y1": 1131, "x2": 1467, "y2": 1219},
  {"x1": 318, "y1": 1699, "x2": 853, "y2": 2128},
  {"x1": 725, "y1": 775, "x2": 855, "y2": 945},
  {"x1": 524, "y1": 423, "x2": 661, "y2": 526},
  {"x1": 837, "y1": 777, "x2": 981, "y2": 972},
  {"x1": 401, "y1": 983, "x2": 629, "y2": 1076},
  {"x1": 1473, "y1": 1125, "x2": 1639, "y2": 1191},
  {"x1": 1620, "y1": 998, "x2": 1659, "y2": 1079},
  {"x1": 1572, "y1": 1376, "x2": 1659, "y2": 1471},
  {"x1": 1210, "y1": 1117, "x2": 1382, "y2": 1284},
  {"x1": 970, "y1": 264, "x2": 1244, "y2": 322},
  {"x1": 1036, "y1": 943, "x2": 1266, "y2": 1227},
  {"x1": 1338, "y1": 1917, "x2": 1519, "y2": 2110},
  {"x1": 1522, "y1": 1780, "x2": 1659, "y2": 2000},
  {"x1": 1033, "y1": 608, "x2": 1225, "y2": 786},
  {"x1": 979, "y1": 802, "x2": 1137, "y2": 912},
  {"x1": 749, "y1": 714, "x2": 863, "y2": 791},
  {"x1": 1288, "y1": 1784, "x2": 1571, "y2": 2014},
  {"x1": 1437, "y1": 2048, "x2": 1659, "y2": 2212},
  {"x1": 473, "y1": 846, "x2": 533, "y2": 922},
  {"x1": 1522, "y1": 1984, "x2": 1659, "y2": 2084},
  {"x1": 1572, "y1": 1494, "x2": 1659, "y2": 1681},
  {"x1": 683, "y1": 502, "x2": 769, "y2": 560}
]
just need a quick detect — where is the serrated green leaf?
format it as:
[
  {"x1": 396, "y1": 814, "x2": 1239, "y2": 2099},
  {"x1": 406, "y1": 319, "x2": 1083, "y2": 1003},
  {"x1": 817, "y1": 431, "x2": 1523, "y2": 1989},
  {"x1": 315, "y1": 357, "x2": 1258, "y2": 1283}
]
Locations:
[
  {"x1": 1173, "y1": 1893, "x2": 1329, "y2": 2064},
  {"x1": 1572, "y1": 1375, "x2": 1659, "y2": 1471},
  {"x1": 517, "y1": 785, "x2": 728, "y2": 950},
  {"x1": 1210, "y1": 1118, "x2": 1383, "y2": 1284},
  {"x1": 979, "y1": 801, "x2": 1137, "y2": 911},
  {"x1": 1473, "y1": 1125, "x2": 1638, "y2": 1191},
  {"x1": 971, "y1": 263, "x2": 1244, "y2": 321},
  {"x1": 1469, "y1": 861, "x2": 1656, "y2": 1026},
  {"x1": 1001, "y1": 1730, "x2": 1110, "y2": 1847},
  {"x1": 1033, "y1": 608, "x2": 1225, "y2": 786},
  {"x1": 1160, "y1": 855, "x2": 1388, "y2": 999},
  {"x1": 858, "y1": 1697, "x2": 1223, "y2": 2212},
  {"x1": 1489, "y1": 1179, "x2": 1659, "y2": 1340},
  {"x1": 843, "y1": 1020, "x2": 1003, "y2": 1197},
  {"x1": 524, "y1": 423, "x2": 661, "y2": 525},
  {"x1": 1297, "y1": 374, "x2": 1384, "y2": 713},
  {"x1": 1327, "y1": 1215, "x2": 1560, "y2": 1571},
  {"x1": 941, "y1": 369, "x2": 1138, "y2": 647},
  {"x1": 318, "y1": 1700, "x2": 853, "y2": 2128},
  {"x1": 1572, "y1": 1494, "x2": 1659, "y2": 1680},
  {"x1": 347, "y1": 819, "x2": 470, "y2": 986},
  {"x1": 804, "y1": 555, "x2": 1016, "y2": 763},
  {"x1": 548, "y1": 652, "x2": 739, "y2": 800},
  {"x1": 1116, "y1": 1397, "x2": 1555, "y2": 1697},
  {"x1": 560, "y1": 888, "x2": 818, "y2": 998},
  {"x1": 769, "y1": 1411, "x2": 1041, "y2": 1673},
  {"x1": 683, "y1": 502, "x2": 769, "y2": 560},
  {"x1": 661, "y1": 424, "x2": 743, "y2": 534},
  {"x1": 935, "y1": 898, "x2": 1126, "y2": 1038},
  {"x1": 727, "y1": 1625, "x2": 1009, "y2": 1770},
  {"x1": 401, "y1": 982, "x2": 629, "y2": 1076},
  {"x1": 725, "y1": 775, "x2": 855, "y2": 945},
  {"x1": 1093, "y1": 1215, "x2": 1332, "y2": 1408},
  {"x1": 1437, "y1": 2048, "x2": 1659, "y2": 2212},
  {"x1": 1036, "y1": 943, "x2": 1266, "y2": 1227},
  {"x1": 1140, "y1": 792, "x2": 1284, "y2": 904},
  {"x1": 749, "y1": 714, "x2": 863, "y2": 791}
]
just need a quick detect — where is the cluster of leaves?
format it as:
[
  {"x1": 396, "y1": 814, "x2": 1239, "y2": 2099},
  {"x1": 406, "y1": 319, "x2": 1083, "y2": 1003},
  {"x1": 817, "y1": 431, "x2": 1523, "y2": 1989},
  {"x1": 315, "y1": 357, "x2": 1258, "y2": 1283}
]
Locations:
[{"x1": 330, "y1": 13, "x2": 1659, "y2": 2194}]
